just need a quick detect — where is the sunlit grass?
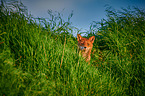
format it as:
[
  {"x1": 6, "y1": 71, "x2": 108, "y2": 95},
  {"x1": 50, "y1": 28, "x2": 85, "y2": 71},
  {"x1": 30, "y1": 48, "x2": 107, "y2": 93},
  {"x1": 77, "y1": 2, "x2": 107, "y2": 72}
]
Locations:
[{"x1": 0, "y1": 0, "x2": 145, "y2": 95}]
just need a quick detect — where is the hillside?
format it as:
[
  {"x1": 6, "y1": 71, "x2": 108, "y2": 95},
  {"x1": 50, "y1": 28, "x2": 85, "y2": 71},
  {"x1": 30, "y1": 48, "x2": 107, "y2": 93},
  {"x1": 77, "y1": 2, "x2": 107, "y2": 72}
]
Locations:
[{"x1": 0, "y1": 1, "x2": 145, "y2": 95}]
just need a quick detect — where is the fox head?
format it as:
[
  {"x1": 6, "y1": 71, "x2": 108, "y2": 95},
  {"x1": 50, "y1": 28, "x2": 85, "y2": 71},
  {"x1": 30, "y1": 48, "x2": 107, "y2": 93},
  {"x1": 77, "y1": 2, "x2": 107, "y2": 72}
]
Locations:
[{"x1": 77, "y1": 34, "x2": 95, "y2": 51}]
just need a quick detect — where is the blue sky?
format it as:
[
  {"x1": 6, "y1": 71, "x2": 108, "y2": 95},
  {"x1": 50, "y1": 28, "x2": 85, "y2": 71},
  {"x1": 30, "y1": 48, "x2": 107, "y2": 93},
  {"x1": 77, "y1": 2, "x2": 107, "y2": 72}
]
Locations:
[{"x1": 21, "y1": 0, "x2": 145, "y2": 32}]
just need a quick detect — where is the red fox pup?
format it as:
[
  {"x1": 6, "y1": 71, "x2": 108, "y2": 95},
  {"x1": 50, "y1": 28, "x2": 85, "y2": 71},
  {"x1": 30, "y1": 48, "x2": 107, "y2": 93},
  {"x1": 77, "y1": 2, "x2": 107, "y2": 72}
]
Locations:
[{"x1": 77, "y1": 34, "x2": 95, "y2": 62}]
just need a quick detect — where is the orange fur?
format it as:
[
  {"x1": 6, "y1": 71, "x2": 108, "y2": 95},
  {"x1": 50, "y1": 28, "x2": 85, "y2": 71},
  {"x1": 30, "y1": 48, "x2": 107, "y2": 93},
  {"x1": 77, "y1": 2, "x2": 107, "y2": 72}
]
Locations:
[{"x1": 77, "y1": 34, "x2": 95, "y2": 62}]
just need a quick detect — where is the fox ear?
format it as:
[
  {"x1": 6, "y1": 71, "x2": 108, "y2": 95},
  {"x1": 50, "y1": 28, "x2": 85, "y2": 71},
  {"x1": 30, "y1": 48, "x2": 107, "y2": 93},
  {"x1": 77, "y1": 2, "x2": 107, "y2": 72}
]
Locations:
[
  {"x1": 77, "y1": 34, "x2": 82, "y2": 41},
  {"x1": 89, "y1": 36, "x2": 95, "y2": 43}
]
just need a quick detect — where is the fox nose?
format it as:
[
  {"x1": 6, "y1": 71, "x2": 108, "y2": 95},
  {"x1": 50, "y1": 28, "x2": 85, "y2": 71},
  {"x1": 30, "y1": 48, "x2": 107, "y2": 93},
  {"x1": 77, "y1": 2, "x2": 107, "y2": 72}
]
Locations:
[{"x1": 84, "y1": 47, "x2": 86, "y2": 49}]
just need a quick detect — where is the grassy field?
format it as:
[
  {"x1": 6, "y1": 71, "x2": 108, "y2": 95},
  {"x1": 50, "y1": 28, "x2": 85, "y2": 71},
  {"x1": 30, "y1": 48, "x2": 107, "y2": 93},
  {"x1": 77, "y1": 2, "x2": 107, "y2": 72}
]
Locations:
[{"x1": 0, "y1": 1, "x2": 145, "y2": 95}]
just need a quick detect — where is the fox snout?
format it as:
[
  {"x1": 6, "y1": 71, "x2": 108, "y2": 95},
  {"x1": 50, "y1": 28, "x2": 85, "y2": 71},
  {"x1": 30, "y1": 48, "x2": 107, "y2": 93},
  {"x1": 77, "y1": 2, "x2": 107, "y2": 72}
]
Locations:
[{"x1": 79, "y1": 46, "x2": 87, "y2": 50}]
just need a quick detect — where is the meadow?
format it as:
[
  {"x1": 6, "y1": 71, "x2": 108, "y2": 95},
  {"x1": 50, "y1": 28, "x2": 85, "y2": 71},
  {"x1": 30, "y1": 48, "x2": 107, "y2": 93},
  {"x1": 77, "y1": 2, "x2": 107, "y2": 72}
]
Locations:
[{"x1": 0, "y1": 1, "x2": 145, "y2": 95}]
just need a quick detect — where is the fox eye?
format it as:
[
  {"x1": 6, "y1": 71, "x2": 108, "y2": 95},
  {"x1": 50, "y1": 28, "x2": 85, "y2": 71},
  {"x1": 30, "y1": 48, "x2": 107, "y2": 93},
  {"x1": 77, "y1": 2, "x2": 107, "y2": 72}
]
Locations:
[{"x1": 87, "y1": 43, "x2": 90, "y2": 46}]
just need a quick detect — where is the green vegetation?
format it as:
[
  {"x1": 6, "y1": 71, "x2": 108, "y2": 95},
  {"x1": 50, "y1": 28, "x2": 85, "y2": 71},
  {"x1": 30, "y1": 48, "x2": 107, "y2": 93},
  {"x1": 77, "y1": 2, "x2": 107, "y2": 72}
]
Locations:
[{"x1": 0, "y1": 1, "x2": 145, "y2": 95}]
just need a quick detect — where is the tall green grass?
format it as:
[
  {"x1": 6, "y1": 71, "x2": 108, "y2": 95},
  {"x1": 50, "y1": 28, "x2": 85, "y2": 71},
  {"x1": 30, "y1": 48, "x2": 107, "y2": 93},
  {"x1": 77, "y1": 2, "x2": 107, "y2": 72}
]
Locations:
[
  {"x1": 90, "y1": 6, "x2": 145, "y2": 95},
  {"x1": 0, "y1": 0, "x2": 145, "y2": 95}
]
